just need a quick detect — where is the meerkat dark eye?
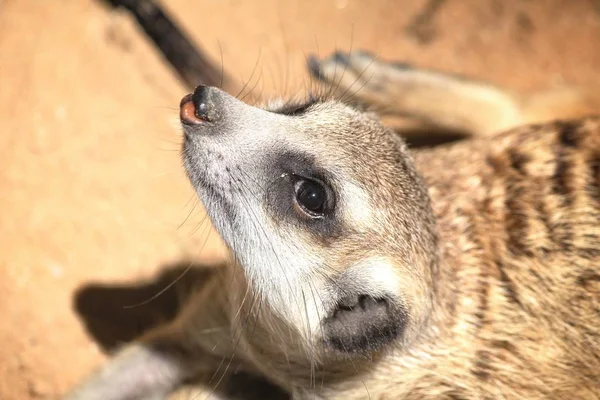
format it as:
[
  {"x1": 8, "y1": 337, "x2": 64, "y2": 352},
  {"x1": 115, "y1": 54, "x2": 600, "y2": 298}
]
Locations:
[{"x1": 294, "y1": 179, "x2": 328, "y2": 217}]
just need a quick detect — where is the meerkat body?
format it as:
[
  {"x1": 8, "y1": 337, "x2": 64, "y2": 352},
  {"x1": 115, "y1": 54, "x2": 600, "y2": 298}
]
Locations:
[{"x1": 66, "y1": 51, "x2": 600, "y2": 400}]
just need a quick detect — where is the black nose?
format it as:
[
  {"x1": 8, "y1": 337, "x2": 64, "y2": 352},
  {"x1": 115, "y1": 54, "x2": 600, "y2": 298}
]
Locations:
[
  {"x1": 191, "y1": 85, "x2": 212, "y2": 121},
  {"x1": 180, "y1": 85, "x2": 223, "y2": 125}
]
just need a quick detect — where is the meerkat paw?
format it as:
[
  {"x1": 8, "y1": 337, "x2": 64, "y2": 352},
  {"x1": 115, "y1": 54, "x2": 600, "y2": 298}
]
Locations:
[
  {"x1": 307, "y1": 50, "x2": 523, "y2": 135},
  {"x1": 307, "y1": 50, "x2": 409, "y2": 112}
]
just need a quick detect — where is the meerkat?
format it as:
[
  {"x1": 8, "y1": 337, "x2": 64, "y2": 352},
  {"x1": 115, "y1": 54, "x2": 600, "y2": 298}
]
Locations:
[{"x1": 65, "y1": 50, "x2": 600, "y2": 400}]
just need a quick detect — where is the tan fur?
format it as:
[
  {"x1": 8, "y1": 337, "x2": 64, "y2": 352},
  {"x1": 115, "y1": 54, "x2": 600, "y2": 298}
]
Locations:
[
  {"x1": 402, "y1": 119, "x2": 600, "y2": 399},
  {"x1": 66, "y1": 51, "x2": 600, "y2": 400}
]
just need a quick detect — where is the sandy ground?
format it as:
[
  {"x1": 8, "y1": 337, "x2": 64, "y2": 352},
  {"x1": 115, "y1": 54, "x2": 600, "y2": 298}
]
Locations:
[{"x1": 1, "y1": 0, "x2": 600, "y2": 398}]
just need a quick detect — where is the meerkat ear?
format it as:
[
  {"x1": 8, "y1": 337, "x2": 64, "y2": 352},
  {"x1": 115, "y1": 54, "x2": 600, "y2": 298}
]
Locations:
[
  {"x1": 322, "y1": 293, "x2": 408, "y2": 354},
  {"x1": 321, "y1": 257, "x2": 412, "y2": 355}
]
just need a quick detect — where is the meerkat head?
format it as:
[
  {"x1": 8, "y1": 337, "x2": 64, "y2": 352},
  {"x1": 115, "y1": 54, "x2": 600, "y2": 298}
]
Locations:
[{"x1": 180, "y1": 85, "x2": 438, "y2": 359}]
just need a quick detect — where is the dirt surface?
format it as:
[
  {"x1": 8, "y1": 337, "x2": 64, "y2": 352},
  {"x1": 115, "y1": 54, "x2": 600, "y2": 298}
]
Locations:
[{"x1": 2, "y1": 0, "x2": 600, "y2": 398}]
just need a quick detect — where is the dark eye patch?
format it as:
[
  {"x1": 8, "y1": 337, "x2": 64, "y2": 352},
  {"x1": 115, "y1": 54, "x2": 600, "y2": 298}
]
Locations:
[{"x1": 263, "y1": 150, "x2": 344, "y2": 242}]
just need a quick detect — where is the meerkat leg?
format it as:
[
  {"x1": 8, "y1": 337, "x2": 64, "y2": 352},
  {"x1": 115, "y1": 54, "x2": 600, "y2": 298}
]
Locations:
[
  {"x1": 64, "y1": 339, "x2": 192, "y2": 400},
  {"x1": 65, "y1": 275, "x2": 237, "y2": 400},
  {"x1": 307, "y1": 51, "x2": 526, "y2": 136}
]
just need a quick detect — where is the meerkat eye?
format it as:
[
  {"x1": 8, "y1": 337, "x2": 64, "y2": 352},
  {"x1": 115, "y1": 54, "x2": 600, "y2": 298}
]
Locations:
[{"x1": 293, "y1": 178, "x2": 329, "y2": 217}]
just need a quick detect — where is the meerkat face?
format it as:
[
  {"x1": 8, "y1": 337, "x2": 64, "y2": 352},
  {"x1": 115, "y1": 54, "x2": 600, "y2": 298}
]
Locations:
[{"x1": 180, "y1": 86, "x2": 438, "y2": 358}]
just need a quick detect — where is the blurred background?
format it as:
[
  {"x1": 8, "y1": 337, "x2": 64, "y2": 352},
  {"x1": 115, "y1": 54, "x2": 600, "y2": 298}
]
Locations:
[{"x1": 1, "y1": 0, "x2": 600, "y2": 398}]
